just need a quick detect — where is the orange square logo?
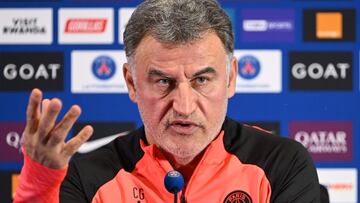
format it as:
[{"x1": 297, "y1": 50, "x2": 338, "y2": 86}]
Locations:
[
  {"x1": 11, "y1": 174, "x2": 20, "y2": 199},
  {"x1": 316, "y1": 12, "x2": 343, "y2": 39}
]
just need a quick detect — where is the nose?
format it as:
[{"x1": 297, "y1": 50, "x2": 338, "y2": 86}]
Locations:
[{"x1": 172, "y1": 82, "x2": 197, "y2": 117}]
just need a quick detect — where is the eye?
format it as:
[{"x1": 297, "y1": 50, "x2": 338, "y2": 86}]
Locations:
[
  {"x1": 159, "y1": 79, "x2": 169, "y2": 85},
  {"x1": 157, "y1": 78, "x2": 172, "y2": 86},
  {"x1": 194, "y1": 76, "x2": 208, "y2": 85}
]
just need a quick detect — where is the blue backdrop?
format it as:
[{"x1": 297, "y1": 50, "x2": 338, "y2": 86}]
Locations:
[{"x1": 0, "y1": 0, "x2": 359, "y2": 202}]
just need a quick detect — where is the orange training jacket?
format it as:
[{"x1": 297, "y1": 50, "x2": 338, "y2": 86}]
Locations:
[{"x1": 14, "y1": 117, "x2": 320, "y2": 203}]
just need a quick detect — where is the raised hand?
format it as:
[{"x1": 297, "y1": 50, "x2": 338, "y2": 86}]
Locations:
[{"x1": 21, "y1": 89, "x2": 93, "y2": 169}]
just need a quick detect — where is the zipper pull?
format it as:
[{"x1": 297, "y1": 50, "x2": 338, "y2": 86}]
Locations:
[{"x1": 180, "y1": 193, "x2": 186, "y2": 203}]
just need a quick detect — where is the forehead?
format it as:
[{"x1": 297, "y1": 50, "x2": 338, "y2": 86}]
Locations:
[{"x1": 133, "y1": 32, "x2": 228, "y2": 69}]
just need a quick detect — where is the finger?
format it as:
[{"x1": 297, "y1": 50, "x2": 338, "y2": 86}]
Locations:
[
  {"x1": 47, "y1": 105, "x2": 82, "y2": 146},
  {"x1": 24, "y1": 89, "x2": 42, "y2": 134},
  {"x1": 35, "y1": 99, "x2": 50, "y2": 142},
  {"x1": 63, "y1": 125, "x2": 93, "y2": 156},
  {"x1": 38, "y1": 98, "x2": 62, "y2": 142},
  {"x1": 41, "y1": 98, "x2": 50, "y2": 114}
]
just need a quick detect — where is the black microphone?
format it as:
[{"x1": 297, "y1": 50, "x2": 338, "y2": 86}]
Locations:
[{"x1": 164, "y1": 170, "x2": 184, "y2": 203}]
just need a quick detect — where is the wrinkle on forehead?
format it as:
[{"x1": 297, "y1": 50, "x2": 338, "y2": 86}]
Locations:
[{"x1": 133, "y1": 32, "x2": 227, "y2": 79}]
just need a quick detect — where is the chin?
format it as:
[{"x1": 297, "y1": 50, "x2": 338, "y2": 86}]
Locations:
[{"x1": 164, "y1": 142, "x2": 205, "y2": 159}]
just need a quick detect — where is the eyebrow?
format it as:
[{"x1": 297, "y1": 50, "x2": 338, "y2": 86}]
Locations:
[
  {"x1": 148, "y1": 67, "x2": 216, "y2": 78},
  {"x1": 148, "y1": 69, "x2": 171, "y2": 78},
  {"x1": 193, "y1": 67, "x2": 216, "y2": 77}
]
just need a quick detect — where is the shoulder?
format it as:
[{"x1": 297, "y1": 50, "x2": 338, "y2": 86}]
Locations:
[
  {"x1": 223, "y1": 117, "x2": 313, "y2": 171},
  {"x1": 71, "y1": 127, "x2": 145, "y2": 173},
  {"x1": 61, "y1": 127, "x2": 145, "y2": 201},
  {"x1": 223, "y1": 117, "x2": 306, "y2": 162},
  {"x1": 223, "y1": 117, "x2": 320, "y2": 202}
]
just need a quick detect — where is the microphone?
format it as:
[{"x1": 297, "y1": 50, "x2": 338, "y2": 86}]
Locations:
[{"x1": 164, "y1": 170, "x2": 184, "y2": 203}]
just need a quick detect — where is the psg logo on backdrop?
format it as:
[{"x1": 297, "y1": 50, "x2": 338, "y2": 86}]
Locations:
[
  {"x1": 238, "y1": 55, "x2": 260, "y2": 80},
  {"x1": 92, "y1": 55, "x2": 116, "y2": 80},
  {"x1": 223, "y1": 190, "x2": 252, "y2": 203}
]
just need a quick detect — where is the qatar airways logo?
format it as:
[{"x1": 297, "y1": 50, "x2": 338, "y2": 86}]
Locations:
[
  {"x1": 289, "y1": 121, "x2": 352, "y2": 161},
  {"x1": 65, "y1": 18, "x2": 107, "y2": 33},
  {"x1": 0, "y1": 122, "x2": 25, "y2": 163},
  {"x1": 295, "y1": 131, "x2": 347, "y2": 153}
]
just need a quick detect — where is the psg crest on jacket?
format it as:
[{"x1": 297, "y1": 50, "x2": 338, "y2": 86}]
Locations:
[{"x1": 223, "y1": 190, "x2": 252, "y2": 203}]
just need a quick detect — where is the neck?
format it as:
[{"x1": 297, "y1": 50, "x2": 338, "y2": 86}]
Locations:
[
  {"x1": 144, "y1": 133, "x2": 207, "y2": 184},
  {"x1": 161, "y1": 149, "x2": 206, "y2": 184}
]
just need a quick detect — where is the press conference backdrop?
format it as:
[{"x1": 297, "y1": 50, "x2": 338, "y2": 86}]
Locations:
[{"x1": 0, "y1": 0, "x2": 359, "y2": 202}]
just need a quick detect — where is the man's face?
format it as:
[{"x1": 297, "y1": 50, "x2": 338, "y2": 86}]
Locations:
[{"x1": 124, "y1": 32, "x2": 237, "y2": 162}]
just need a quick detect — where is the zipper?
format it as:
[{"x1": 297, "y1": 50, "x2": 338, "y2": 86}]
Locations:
[{"x1": 180, "y1": 193, "x2": 186, "y2": 203}]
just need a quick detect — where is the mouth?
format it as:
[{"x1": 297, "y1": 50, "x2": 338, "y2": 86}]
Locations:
[{"x1": 168, "y1": 120, "x2": 200, "y2": 135}]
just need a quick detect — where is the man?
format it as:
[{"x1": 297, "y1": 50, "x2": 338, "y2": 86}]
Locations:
[{"x1": 14, "y1": 0, "x2": 320, "y2": 202}]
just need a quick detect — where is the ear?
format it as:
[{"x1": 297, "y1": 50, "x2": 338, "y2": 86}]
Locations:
[
  {"x1": 227, "y1": 56, "x2": 238, "y2": 98},
  {"x1": 123, "y1": 63, "x2": 137, "y2": 103}
]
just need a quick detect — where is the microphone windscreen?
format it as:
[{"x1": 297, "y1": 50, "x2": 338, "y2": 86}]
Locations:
[{"x1": 164, "y1": 170, "x2": 184, "y2": 193}]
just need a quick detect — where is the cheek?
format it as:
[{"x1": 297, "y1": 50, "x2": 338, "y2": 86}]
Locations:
[
  {"x1": 201, "y1": 88, "x2": 228, "y2": 117},
  {"x1": 136, "y1": 90, "x2": 169, "y2": 123},
  {"x1": 205, "y1": 83, "x2": 228, "y2": 103},
  {"x1": 136, "y1": 80, "x2": 155, "y2": 107}
]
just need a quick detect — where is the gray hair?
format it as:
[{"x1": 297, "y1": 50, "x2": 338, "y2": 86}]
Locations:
[{"x1": 123, "y1": 0, "x2": 234, "y2": 59}]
